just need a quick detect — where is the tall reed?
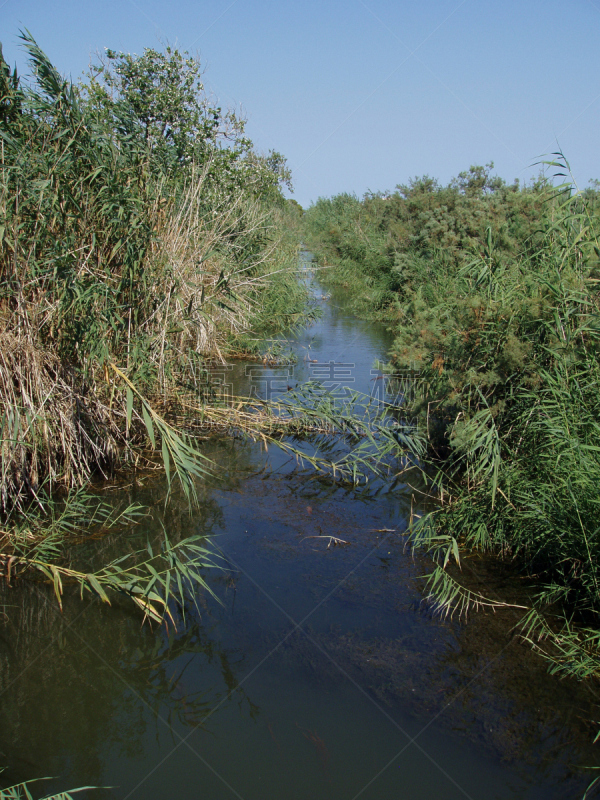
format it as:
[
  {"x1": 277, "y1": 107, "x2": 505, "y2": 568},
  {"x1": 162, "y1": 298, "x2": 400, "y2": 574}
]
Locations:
[
  {"x1": 304, "y1": 156, "x2": 600, "y2": 678},
  {"x1": 0, "y1": 33, "x2": 308, "y2": 622}
]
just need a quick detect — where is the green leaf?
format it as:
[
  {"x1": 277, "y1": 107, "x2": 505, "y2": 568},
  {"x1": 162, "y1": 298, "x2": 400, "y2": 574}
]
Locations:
[
  {"x1": 126, "y1": 387, "x2": 134, "y2": 427},
  {"x1": 162, "y1": 437, "x2": 171, "y2": 486},
  {"x1": 85, "y1": 573, "x2": 111, "y2": 604},
  {"x1": 142, "y1": 403, "x2": 156, "y2": 449},
  {"x1": 451, "y1": 537, "x2": 460, "y2": 566}
]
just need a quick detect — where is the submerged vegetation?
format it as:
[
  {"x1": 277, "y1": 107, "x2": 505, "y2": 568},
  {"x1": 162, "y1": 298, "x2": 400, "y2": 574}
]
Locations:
[
  {"x1": 304, "y1": 159, "x2": 600, "y2": 681},
  {"x1": 0, "y1": 31, "x2": 313, "y2": 622}
]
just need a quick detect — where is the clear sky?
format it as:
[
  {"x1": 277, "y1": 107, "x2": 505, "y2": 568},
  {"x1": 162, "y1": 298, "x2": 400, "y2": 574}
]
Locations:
[{"x1": 2, "y1": 0, "x2": 600, "y2": 207}]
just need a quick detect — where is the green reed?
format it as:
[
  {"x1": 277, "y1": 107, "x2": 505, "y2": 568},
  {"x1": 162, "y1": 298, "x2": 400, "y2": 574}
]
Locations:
[
  {"x1": 304, "y1": 155, "x2": 600, "y2": 680},
  {"x1": 0, "y1": 32, "x2": 310, "y2": 625}
]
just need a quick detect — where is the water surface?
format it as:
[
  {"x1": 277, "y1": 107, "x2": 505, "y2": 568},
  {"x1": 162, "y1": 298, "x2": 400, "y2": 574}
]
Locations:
[{"x1": 1, "y1": 257, "x2": 599, "y2": 799}]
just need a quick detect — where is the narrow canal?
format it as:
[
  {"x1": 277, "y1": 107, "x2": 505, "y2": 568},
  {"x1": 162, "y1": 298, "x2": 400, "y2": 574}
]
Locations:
[{"x1": 1, "y1": 255, "x2": 599, "y2": 799}]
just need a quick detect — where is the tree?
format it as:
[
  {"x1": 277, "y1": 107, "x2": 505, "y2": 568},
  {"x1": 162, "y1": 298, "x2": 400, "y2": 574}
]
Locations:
[
  {"x1": 450, "y1": 162, "x2": 505, "y2": 196},
  {"x1": 85, "y1": 46, "x2": 250, "y2": 167},
  {"x1": 82, "y1": 46, "x2": 293, "y2": 204}
]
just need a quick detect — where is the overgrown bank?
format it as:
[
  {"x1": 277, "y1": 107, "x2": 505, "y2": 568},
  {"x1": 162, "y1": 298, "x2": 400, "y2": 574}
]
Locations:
[
  {"x1": 303, "y1": 161, "x2": 600, "y2": 680},
  {"x1": 0, "y1": 33, "x2": 312, "y2": 620}
]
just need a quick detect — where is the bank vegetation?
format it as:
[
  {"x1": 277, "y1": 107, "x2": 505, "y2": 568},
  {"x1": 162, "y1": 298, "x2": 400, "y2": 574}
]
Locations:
[
  {"x1": 0, "y1": 32, "x2": 312, "y2": 622},
  {"x1": 303, "y1": 160, "x2": 600, "y2": 680}
]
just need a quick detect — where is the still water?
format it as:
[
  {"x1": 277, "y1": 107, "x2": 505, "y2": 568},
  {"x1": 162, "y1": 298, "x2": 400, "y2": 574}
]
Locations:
[{"x1": 1, "y1": 256, "x2": 599, "y2": 799}]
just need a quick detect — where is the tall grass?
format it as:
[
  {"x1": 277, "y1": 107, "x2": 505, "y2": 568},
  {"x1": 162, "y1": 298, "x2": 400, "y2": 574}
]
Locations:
[
  {"x1": 0, "y1": 33, "x2": 309, "y2": 622},
  {"x1": 0, "y1": 33, "x2": 306, "y2": 498}
]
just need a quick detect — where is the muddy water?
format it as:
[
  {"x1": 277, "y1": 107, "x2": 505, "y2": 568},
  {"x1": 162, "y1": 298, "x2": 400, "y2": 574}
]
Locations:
[{"x1": 1, "y1": 256, "x2": 600, "y2": 799}]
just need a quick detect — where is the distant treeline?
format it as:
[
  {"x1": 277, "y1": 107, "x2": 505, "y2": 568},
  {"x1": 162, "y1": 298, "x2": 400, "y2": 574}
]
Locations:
[
  {"x1": 303, "y1": 163, "x2": 595, "y2": 314},
  {"x1": 304, "y1": 161, "x2": 600, "y2": 679}
]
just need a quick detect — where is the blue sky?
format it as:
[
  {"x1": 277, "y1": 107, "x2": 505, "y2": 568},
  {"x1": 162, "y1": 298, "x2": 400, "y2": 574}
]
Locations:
[{"x1": 2, "y1": 0, "x2": 600, "y2": 207}]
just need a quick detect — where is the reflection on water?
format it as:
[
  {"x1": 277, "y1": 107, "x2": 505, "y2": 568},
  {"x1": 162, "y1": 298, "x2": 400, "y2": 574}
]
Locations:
[{"x1": 1, "y1": 260, "x2": 599, "y2": 799}]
